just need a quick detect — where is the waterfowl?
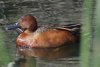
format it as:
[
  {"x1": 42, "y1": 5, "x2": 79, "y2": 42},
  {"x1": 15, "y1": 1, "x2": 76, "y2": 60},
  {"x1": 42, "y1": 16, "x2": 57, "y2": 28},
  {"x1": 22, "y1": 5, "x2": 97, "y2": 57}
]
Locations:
[{"x1": 16, "y1": 14, "x2": 81, "y2": 59}]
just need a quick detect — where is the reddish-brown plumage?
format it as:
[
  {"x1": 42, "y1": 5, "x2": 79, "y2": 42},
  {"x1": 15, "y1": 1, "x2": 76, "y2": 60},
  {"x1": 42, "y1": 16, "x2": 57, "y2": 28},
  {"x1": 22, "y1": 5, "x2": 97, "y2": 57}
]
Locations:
[
  {"x1": 17, "y1": 29, "x2": 75, "y2": 48},
  {"x1": 16, "y1": 14, "x2": 80, "y2": 59}
]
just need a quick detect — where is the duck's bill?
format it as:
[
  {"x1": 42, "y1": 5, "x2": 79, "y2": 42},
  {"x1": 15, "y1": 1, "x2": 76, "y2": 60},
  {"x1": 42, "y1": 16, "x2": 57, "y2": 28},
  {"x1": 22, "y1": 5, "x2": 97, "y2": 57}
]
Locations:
[{"x1": 5, "y1": 22, "x2": 21, "y2": 30}]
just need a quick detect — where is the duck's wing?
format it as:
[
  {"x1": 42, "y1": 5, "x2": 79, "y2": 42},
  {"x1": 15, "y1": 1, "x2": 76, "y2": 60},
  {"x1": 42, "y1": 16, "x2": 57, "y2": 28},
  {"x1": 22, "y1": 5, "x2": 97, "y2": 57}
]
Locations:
[{"x1": 49, "y1": 23, "x2": 81, "y2": 32}]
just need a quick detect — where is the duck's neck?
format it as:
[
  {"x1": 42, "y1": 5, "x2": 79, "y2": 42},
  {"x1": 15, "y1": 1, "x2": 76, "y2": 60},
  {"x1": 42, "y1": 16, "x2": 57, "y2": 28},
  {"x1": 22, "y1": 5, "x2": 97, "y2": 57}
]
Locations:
[{"x1": 27, "y1": 24, "x2": 38, "y2": 32}]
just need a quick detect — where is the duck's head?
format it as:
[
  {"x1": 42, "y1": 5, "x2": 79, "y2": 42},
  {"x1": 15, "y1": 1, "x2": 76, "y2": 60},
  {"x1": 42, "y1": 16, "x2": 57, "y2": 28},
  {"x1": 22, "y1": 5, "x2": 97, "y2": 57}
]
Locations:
[{"x1": 18, "y1": 14, "x2": 38, "y2": 32}]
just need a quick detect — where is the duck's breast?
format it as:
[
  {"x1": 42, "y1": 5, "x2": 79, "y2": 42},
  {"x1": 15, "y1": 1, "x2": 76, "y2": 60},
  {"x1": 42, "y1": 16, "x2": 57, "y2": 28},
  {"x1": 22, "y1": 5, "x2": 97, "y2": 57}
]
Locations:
[{"x1": 16, "y1": 33, "x2": 32, "y2": 47}]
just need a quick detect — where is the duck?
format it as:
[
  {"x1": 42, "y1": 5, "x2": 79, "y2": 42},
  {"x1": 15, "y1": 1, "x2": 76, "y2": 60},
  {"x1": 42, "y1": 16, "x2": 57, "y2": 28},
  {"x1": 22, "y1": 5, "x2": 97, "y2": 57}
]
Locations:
[{"x1": 16, "y1": 14, "x2": 81, "y2": 59}]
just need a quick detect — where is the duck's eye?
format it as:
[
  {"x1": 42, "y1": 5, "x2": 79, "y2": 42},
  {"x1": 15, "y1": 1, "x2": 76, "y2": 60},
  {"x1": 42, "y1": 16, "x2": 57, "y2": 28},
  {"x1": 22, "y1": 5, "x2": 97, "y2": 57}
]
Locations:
[{"x1": 21, "y1": 18, "x2": 27, "y2": 22}]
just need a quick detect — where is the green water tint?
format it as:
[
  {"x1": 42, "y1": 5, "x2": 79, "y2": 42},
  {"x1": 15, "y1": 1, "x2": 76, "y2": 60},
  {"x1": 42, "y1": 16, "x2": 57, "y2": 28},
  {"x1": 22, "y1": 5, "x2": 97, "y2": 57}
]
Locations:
[
  {"x1": 92, "y1": 0, "x2": 100, "y2": 67},
  {"x1": 0, "y1": 27, "x2": 11, "y2": 67},
  {"x1": 80, "y1": 0, "x2": 94, "y2": 67}
]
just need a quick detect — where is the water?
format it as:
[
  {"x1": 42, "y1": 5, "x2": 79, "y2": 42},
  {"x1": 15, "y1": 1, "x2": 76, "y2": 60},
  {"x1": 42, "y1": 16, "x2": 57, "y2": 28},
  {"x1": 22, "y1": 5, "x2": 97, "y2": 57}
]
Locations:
[{"x1": 0, "y1": 0, "x2": 83, "y2": 67}]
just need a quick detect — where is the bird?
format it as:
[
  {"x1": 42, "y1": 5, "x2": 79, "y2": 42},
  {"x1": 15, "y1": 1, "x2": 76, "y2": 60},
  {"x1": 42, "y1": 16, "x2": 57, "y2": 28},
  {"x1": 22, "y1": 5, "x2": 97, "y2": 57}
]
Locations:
[{"x1": 16, "y1": 14, "x2": 81, "y2": 59}]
